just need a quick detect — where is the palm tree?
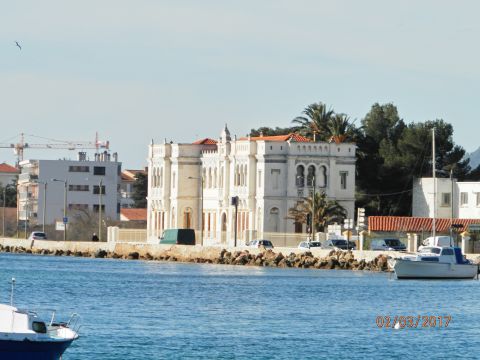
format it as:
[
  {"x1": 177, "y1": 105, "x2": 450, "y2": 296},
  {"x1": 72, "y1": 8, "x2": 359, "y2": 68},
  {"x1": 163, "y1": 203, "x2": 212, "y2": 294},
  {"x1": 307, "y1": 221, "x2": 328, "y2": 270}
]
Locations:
[
  {"x1": 327, "y1": 113, "x2": 358, "y2": 144},
  {"x1": 292, "y1": 102, "x2": 335, "y2": 142},
  {"x1": 287, "y1": 192, "x2": 346, "y2": 232}
]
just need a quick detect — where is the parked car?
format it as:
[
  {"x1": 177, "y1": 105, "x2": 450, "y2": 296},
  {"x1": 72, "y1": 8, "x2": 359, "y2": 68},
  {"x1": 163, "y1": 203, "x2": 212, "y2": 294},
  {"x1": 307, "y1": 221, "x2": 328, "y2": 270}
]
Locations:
[
  {"x1": 159, "y1": 229, "x2": 196, "y2": 245},
  {"x1": 370, "y1": 238, "x2": 406, "y2": 251},
  {"x1": 28, "y1": 231, "x2": 47, "y2": 240},
  {"x1": 322, "y1": 239, "x2": 356, "y2": 250},
  {"x1": 248, "y1": 239, "x2": 274, "y2": 249},
  {"x1": 298, "y1": 241, "x2": 323, "y2": 250}
]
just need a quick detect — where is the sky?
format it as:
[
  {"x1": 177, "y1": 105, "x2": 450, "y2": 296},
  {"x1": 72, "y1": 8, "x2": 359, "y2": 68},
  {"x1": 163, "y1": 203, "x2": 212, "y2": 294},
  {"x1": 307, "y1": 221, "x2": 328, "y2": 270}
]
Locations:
[{"x1": 1, "y1": 0, "x2": 480, "y2": 169}]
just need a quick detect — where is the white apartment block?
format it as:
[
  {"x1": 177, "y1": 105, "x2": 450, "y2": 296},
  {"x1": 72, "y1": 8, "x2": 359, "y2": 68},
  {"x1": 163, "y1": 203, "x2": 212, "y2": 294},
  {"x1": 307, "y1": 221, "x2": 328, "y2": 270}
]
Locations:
[
  {"x1": 147, "y1": 125, "x2": 356, "y2": 245},
  {"x1": 413, "y1": 177, "x2": 480, "y2": 219},
  {"x1": 17, "y1": 152, "x2": 122, "y2": 226}
]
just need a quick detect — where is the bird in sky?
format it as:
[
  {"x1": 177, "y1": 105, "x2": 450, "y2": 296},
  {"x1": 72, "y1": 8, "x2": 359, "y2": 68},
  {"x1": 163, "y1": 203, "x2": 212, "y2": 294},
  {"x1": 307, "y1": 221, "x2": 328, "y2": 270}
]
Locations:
[{"x1": 15, "y1": 41, "x2": 21, "y2": 50}]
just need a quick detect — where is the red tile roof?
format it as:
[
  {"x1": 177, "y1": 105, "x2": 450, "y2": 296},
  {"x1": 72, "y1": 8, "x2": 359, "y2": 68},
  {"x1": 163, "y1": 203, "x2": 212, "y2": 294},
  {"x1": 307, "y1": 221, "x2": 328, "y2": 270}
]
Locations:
[
  {"x1": 369, "y1": 216, "x2": 480, "y2": 233},
  {"x1": 239, "y1": 133, "x2": 311, "y2": 142},
  {"x1": 0, "y1": 163, "x2": 18, "y2": 173},
  {"x1": 193, "y1": 138, "x2": 218, "y2": 145},
  {"x1": 121, "y1": 169, "x2": 146, "y2": 182},
  {"x1": 120, "y1": 208, "x2": 147, "y2": 221}
]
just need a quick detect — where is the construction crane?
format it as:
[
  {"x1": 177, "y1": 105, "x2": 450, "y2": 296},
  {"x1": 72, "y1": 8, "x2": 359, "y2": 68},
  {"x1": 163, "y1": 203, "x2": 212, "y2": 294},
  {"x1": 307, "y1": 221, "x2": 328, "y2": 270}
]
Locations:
[{"x1": 0, "y1": 133, "x2": 110, "y2": 167}]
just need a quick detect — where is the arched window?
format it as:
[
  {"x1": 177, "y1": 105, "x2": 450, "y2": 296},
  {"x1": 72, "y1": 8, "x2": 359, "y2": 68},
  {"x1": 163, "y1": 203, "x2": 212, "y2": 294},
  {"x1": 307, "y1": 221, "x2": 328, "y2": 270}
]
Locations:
[
  {"x1": 269, "y1": 207, "x2": 279, "y2": 232},
  {"x1": 307, "y1": 165, "x2": 316, "y2": 186},
  {"x1": 202, "y1": 168, "x2": 207, "y2": 188},
  {"x1": 183, "y1": 207, "x2": 192, "y2": 229},
  {"x1": 214, "y1": 168, "x2": 217, "y2": 188},
  {"x1": 172, "y1": 172, "x2": 176, "y2": 189},
  {"x1": 171, "y1": 207, "x2": 176, "y2": 227},
  {"x1": 296, "y1": 165, "x2": 305, "y2": 187},
  {"x1": 159, "y1": 167, "x2": 163, "y2": 188},
  {"x1": 319, "y1": 166, "x2": 327, "y2": 188}
]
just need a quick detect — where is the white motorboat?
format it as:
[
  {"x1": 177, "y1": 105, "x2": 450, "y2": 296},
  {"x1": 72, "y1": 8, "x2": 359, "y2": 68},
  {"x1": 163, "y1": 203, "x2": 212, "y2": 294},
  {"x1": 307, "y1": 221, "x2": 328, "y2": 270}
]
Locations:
[
  {"x1": 392, "y1": 246, "x2": 479, "y2": 279},
  {"x1": 0, "y1": 279, "x2": 79, "y2": 359}
]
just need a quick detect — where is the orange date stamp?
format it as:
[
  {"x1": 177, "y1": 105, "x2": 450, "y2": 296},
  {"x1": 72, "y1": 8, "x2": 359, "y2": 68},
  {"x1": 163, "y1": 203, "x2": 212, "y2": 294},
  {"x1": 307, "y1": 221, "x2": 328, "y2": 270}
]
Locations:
[{"x1": 376, "y1": 315, "x2": 452, "y2": 328}]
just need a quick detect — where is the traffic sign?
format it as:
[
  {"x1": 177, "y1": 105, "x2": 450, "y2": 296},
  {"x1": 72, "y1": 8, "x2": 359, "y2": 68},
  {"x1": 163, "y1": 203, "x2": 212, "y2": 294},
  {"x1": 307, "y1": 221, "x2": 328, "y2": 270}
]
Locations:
[{"x1": 63, "y1": 217, "x2": 68, "y2": 224}]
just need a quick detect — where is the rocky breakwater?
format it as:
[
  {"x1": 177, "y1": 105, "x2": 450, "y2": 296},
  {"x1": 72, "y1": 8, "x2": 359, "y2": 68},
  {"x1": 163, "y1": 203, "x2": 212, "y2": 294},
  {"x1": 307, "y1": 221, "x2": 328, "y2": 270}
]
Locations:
[
  {"x1": 212, "y1": 249, "x2": 391, "y2": 271},
  {"x1": 0, "y1": 243, "x2": 392, "y2": 272}
]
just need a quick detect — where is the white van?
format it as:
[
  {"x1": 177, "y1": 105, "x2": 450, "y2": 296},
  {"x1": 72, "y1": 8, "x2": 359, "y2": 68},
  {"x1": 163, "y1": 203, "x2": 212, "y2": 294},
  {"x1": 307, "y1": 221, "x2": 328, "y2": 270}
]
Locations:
[{"x1": 418, "y1": 236, "x2": 454, "y2": 251}]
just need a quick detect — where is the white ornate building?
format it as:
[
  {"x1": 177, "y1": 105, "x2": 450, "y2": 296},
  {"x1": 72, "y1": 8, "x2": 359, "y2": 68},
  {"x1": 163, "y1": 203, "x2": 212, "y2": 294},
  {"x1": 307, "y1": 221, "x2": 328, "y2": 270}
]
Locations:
[{"x1": 147, "y1": 125, "x2": 356, "y2": 245}]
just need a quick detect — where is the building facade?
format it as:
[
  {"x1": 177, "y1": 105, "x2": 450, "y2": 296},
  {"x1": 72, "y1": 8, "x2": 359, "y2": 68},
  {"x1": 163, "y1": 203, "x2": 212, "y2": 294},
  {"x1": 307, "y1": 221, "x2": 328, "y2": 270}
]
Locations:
[
  {"x1": 147, "y1": 126, "x2": 356, "y2": 245},
  {"x1": 17, "y1": 152, "x2": 122, "y2": 226},
  {"x1": 120, "y1": 169, "x2": 147, "y2": 208},
  {"x1": 413, "y1": 177, "x2": 480, "y2": 219}
]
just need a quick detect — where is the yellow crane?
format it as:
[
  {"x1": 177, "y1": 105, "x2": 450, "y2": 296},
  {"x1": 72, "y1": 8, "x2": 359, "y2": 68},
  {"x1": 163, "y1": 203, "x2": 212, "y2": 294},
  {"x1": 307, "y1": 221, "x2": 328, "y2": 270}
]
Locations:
[{"x1": 0, "y1": 133, "x2": 110, "y2": 166}]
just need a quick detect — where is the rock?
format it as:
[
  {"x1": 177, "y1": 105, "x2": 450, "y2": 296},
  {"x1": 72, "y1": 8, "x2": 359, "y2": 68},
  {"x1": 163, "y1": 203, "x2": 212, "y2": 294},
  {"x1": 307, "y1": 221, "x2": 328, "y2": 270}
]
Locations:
[
  {"x1": 94, "y1": 249, "x2": 108, "y2": 258},
  {"x1": 274, "y1": 252, "x2": 284, "y2": 264},
  {"x1": 127, "y1": 252, "x2": 139, "y2": 260}
]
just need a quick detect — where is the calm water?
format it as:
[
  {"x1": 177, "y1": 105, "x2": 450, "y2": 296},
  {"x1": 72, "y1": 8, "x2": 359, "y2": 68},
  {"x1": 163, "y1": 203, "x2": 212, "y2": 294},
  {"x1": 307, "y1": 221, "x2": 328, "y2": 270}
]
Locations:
[{"x1": 1, "y1": 253, "x2": 480, "y2": 359}]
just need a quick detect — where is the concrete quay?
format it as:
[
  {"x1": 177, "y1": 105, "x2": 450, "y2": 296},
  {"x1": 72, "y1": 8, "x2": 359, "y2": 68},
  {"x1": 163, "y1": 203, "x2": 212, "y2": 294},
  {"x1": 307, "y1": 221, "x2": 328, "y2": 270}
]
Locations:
[{"x1": 1, "y1": 238, "x2": 479, "y2": 271}]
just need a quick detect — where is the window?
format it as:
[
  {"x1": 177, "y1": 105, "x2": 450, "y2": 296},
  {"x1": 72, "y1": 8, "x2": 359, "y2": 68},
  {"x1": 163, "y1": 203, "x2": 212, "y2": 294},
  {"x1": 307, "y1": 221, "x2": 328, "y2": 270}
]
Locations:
[
  {"x1": 296, "y1": 165, "x2": 305, "y2": 187},
  {"x1": 93, "y1": 166, "x2": 106, "y2": 175},
  {"x1": 69, "y1": 165, "x2": 89, "y2": 172},
  {"x1": 477, "y1": 193, "x2": 480, "y2": 207},
  {"x1": 307, "y1": 165, "x2": 315, "y2": 186},
  {"x1": 258, "y1": 170, "x2": 262, "y2": 188},
  {"x1": 460, "y1": 192, "x2": 468, "y2": 206},
  {"x1": 93, "y1": 204, "x2": 106, "y2": 212},
  {"x1": 69, "y1": 185, "x2": 89, "y2": 192},
  {"x1": 294, "y1": 222, "x2": 303, "y2": 233},
  {"x1": 93, "y1": 185, "x2": 106, "y2": 195},
  {"x1": 271, "y1": 169, "x2": 280, "y2": 190},
  {"x1": 441, "y1": 193, "x2": 451, "y2": 207},
  {"x1": 32, "y1": 321, "x2": 47, "y2": 334},
  {"x1": 340, "y1": 171, "x2": 348, "y2": 190},
  {"x1": 441, "y1": 248, "x2": 454, "y2": 256}
]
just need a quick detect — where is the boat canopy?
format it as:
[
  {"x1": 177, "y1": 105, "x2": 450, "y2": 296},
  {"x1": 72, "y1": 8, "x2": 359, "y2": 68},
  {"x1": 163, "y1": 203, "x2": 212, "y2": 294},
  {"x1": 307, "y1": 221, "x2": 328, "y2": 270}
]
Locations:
[{"x1": 454, "y1": 247, "x2": 470, "y2": 264}]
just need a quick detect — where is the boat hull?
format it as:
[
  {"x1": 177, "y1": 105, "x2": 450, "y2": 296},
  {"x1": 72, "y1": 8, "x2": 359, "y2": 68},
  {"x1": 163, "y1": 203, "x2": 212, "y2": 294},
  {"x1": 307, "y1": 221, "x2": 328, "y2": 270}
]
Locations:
[
  {"x1": 394, "y1": 259, "x2": 478, "y2": 279},
  {"x1": 0, "y1": 338, "x2": 74, "y2": 360}
]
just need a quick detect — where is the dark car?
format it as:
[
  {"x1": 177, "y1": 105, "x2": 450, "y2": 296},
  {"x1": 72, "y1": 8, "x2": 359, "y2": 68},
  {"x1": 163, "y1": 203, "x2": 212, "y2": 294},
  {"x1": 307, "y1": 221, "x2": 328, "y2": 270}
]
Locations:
[
  {"x1": 322, "y1": 239, "x2": 356, "y2": 250},
  {"x1": 159, "y1": 229, "x2": 196, "y2": 245}
]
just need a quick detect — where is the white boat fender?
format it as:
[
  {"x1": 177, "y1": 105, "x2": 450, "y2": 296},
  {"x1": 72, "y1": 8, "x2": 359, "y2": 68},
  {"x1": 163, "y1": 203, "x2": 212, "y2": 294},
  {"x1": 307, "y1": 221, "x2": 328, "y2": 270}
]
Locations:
[{"x1": 394, "y1": 322, "x2": 400, "y2": 330}]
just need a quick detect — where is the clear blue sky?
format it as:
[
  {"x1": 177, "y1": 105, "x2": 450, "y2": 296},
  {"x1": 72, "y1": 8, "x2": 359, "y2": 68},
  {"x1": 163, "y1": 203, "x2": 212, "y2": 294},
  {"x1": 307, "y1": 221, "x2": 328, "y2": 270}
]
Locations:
[{"x1": 1, "y1": 0, "x2": 479, "y2": 168}]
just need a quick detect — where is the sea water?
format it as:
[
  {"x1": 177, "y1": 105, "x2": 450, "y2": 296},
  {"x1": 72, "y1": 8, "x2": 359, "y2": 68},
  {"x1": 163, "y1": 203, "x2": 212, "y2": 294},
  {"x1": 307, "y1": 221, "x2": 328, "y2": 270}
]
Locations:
[{"x1": 1, "y1": 253, "x2": 479, "y2": 359}]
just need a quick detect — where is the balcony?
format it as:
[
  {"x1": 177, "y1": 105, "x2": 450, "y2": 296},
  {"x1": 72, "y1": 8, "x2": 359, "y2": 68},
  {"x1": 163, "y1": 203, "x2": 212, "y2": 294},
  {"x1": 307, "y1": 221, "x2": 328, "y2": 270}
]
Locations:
[{"x1": 18, "y1": 173, "x2": 38, "y2": 183}]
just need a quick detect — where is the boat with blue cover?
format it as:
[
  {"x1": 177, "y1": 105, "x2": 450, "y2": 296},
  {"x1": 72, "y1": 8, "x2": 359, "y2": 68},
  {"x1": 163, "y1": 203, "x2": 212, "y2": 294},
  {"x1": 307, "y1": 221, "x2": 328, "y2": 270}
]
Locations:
[{"x1": 391, "y1": 246, "x2": 479, "y2": 279}]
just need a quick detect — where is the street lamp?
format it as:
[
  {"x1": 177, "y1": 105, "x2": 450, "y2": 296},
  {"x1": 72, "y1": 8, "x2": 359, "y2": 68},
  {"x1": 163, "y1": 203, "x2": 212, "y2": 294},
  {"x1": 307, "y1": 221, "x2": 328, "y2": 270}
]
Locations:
[
  {"x1": 188, "y1": 176, "x2": 204, "y2": 246},
  {"x1": 24, "y1": 184, "x2": 29, "y2": 239},
  {"x1": 2, "y1": 184, "x2": 14, "y2": 237},
  {"x1": 36, "y1": 181, "x2": 47, "y2": 233},
  {"x1": 313, "y1": 176, "x2": 316, "y2": 240},
  {"x1": 52, "y1": 178, "x2": 67, "y2": 241}
]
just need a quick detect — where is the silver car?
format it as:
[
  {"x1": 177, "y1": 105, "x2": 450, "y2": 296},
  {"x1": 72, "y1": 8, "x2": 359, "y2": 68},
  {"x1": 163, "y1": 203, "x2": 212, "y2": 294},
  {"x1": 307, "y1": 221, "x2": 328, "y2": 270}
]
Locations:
[{"x1": 248, "y1": 239, "x2": 274, "y2": 249}]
